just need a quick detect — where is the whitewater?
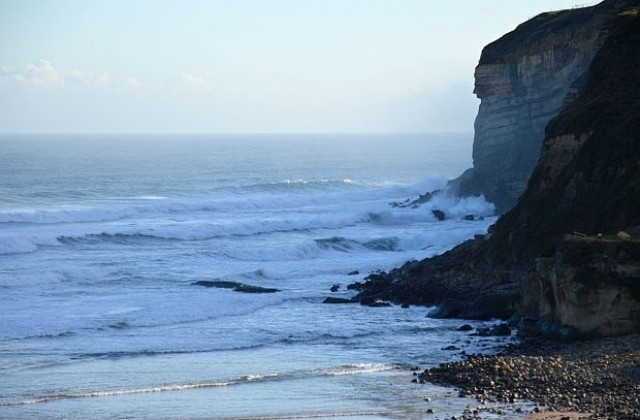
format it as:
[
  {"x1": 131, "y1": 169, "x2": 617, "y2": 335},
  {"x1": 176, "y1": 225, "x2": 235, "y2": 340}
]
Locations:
[{"x1": 0, "y1": 134, "x2": 523, "y2": 419}]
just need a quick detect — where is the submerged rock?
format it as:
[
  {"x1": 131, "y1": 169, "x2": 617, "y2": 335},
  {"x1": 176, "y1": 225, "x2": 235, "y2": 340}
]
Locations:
[
  {"x1": 322, "y1": 297, "x2": 354, "y2": 304},
  {"x1": 431, "y1": 209, "x2": 446, "y2": 221},
  {"x1": 389, "y1": 190, "x2": 441, "y2": 208},
  {"x1": 193, "y1": 280, "x2": 279, "y2": 293}
]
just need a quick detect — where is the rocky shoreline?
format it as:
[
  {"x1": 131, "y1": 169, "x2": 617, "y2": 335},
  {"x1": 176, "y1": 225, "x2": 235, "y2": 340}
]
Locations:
[{"x1": 420, "y1": 334, "x2": 640, "y2": 419}]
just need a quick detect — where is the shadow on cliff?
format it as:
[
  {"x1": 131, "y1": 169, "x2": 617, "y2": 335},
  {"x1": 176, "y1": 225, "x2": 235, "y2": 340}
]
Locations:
[{"x1": 352, "y1": 3, "x2": 640, "y2": 337}]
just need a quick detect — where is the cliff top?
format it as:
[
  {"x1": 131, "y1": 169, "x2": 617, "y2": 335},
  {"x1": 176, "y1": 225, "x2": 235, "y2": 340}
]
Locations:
[{"x1": 479, "y1": 0, "x2": 638, "y2": 65}]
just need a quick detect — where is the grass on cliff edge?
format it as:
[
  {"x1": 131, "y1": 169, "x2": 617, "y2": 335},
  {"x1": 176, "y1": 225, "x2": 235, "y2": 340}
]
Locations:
[{"x1": 619, "y1": 7, "x2": 640, "y2": 17}]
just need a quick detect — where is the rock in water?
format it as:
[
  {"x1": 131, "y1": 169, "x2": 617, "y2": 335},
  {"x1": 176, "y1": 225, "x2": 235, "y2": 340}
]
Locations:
[
  {"x1": 322, "y1": 297, "x2": 354, "y2": 304},
  {"x1": 475, "y1": 323, "x2": 511, "y2": 337},
  {"x1": 193, "y1": 280, "x2": 279, "y2": 294},
  {"x1": 233, "y1": 284, "x2": 279, "y2": 294},
  {"x1": 431, "y1": 209, "x2": 445, "y2": 221}
]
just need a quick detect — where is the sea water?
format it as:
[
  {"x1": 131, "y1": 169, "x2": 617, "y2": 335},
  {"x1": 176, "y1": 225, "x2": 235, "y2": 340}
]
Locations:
[{"x1": 0, "y1": 134, "x2": 520, "y2": 419}]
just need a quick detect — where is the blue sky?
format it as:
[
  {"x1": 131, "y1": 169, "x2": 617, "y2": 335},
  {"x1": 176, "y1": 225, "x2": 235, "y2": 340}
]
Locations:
[{"x1": 0, "y1": 0, "x2": 584, "y2": 133}]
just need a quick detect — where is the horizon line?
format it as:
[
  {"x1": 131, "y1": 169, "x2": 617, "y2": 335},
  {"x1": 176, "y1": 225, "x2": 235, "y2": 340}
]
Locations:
[{"x1": 0, "y1": 131, "x2": 474, "y2": 136}]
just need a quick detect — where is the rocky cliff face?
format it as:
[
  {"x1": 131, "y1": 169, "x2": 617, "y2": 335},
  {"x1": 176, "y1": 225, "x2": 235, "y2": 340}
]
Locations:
[
  {"x1": 354, "y1": 1, "x2": 640, "y2": 337},
  {"x1": 499, "y1": 5, "x2": 640, "y2": 335},
  {"x1": 523, "y1": 240, "x2": 640, "y2": 337},
  {"x1": 454, "y1": 0, "x2": 635, "y2": 212}
]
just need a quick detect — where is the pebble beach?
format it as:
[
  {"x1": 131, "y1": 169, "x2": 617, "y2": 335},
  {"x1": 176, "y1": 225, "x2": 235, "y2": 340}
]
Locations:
[{"x1": 421, "y1": 334, "x2": 640, "y2": 419}]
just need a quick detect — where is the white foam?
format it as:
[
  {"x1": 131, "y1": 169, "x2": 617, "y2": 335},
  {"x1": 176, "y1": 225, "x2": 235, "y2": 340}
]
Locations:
[
  {"x1": 427, "y1": 193, "x2": 496, "y2": 219},
  {"x1": 0, "y1": 176, "x2": 448, "y2": 226},
  {"x1": 0, "y1": 363, "x2": 397, "y2": 406},
  {"x1": 0, "y1": 233, "x2": 62, "y2": 255}
]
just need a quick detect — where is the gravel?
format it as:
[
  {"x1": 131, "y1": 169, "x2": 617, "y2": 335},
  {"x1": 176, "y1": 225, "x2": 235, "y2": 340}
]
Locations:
[{"x1": 419, "y1": 334, "x2": 640, "y2": 419}]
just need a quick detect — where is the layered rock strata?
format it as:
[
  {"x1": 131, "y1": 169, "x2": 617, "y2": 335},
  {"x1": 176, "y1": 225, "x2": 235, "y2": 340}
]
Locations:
[
  {"x1": 354, "y1": 2, "x2": 640, "y2": 337},
  {"x1": 453, "y1": 0, "x2": 635, "y2": 212}
]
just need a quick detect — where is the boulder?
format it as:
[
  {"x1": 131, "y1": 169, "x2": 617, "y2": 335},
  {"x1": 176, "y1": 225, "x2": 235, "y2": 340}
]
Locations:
[
  {"x1": 432, "y1": 209, "x2": 446, "y2": 221},
  {"x1": 475, "y1": 323, "x2": 512, "y2": 337},
  {"x1": 428, "y1": 299, "x2": 465, "y2": 318},
  {"x1": 193, "y1": 280, "x2": 279, "y2": 294},
  {"x1": 322, "y1": 297, "x2": 354, "y2": 304}
]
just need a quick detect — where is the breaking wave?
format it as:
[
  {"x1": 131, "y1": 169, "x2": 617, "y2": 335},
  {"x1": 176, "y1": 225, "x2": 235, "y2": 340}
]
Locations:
[{"x1": 0, "y1": 363, "x2": 398, "y2": 406}]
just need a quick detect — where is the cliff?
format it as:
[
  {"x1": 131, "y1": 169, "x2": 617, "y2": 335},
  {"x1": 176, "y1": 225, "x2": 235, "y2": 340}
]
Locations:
[
  {"x1": 353, "y1": 1, "x2": 640, "y2": 337},
  {"x1": 453, "y1": 0, "x2": 635, "y2": 212}
]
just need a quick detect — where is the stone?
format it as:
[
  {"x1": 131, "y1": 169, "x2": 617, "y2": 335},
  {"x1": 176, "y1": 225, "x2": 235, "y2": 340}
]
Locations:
[
  {"x1": 194, "y1": 280, "x2": 237, "y2": 289},
  {"x1": 232, "y1": 284, "x2": 280, "y2": 294},
  {"x1": 461, "y1": 292, "x2": 519, "y2": 321},
  {"x1": 193, "y1": 280, "x2": 279, "y2": 294},
  {"x1": 428, "y1": 299, "x2": 465, "y2": 319},
  {"x1": 322, "y1": 297, "x2": 354, "y2": 304},
  {"x1": 365, "y1": 301, "x2": 392, "y2": 308},
  {"x1": 330, "y1": 284, "x2": 340, "y2": 292},
  {"x1": 475, "y1": 323, "x2": 511, "y2": 337},
  {"x1": 432, "y1": 209, "x2": 446, "y2": 221},
  {"x1": 457, "y1": 324, "x2": 474, "y2": 332},
  {"x1": 346, "y1": 282, "x2": 364, "y2": 291},
  {"x1": 617, "y1": 231, "x2": 631, "y2": 241}
]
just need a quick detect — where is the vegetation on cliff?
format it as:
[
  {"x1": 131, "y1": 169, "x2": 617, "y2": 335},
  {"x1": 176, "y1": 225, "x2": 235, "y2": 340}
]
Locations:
[
  {"x1": 353, "y1": 3, "x2": 640, "y2": 336},
  {"x1": 454, "y1": 0, "x2": 638, "y2": 213}
]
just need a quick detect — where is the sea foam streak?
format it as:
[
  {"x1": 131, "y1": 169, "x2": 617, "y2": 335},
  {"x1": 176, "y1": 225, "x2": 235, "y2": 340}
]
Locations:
[
  {"x1": 0, "y1": 191, "x2": 494, "y2": 256},
  {"x1": 0, "y1": 176, "x2": 448, "y2": 225},
  {"x1": 0, "y1": 364, "x2": 397, "y2": 406}
]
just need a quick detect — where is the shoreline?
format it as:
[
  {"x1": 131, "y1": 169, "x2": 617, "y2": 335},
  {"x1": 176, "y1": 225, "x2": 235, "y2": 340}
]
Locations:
[{"x1": 419, "y1": 332, "x2": 640, "y2": 419}]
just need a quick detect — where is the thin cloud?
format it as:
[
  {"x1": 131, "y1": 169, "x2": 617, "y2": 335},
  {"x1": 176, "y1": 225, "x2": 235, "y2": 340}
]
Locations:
[
  {"x1": 171, "y1": 72, "x2": 218, "y2": 93},
  {"x1": 1, "y1": 59, "x2": 63, "y2": 86},
  {"x1": 67, "y1": 69, "x2": 110, "y2": 88},
  {"x1": 0, "y1": 60, "x2": 143, "y2": 91},
  {"x1": 123, "y1": 76, "x2": 142, "y2": 89}
]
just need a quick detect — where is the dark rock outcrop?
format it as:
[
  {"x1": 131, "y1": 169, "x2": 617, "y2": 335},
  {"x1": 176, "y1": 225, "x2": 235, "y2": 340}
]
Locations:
[
  {"x1": 322, "y1": 297, "x2": 354, "y2": 304},
  {"x1": 452, "y1": 0, "x2": 637, "y2": 212},
  {"x1": 431, "y1": 209, "x2": 446, "y2": 221},
  {"x1": 352, "y1": 239, "x2": 520, "y2": 320},
  {"x1": 193, "y1": 280, "x2": 280, "y2": 293},
  {"x1": 353, "y1": 2, "x2": 640, "y2": 336}
]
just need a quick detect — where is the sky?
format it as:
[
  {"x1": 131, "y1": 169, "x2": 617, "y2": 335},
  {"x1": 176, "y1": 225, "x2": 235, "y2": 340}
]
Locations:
[{"x1": 0, "y1": 0, "x2": 586, "y2": 134}]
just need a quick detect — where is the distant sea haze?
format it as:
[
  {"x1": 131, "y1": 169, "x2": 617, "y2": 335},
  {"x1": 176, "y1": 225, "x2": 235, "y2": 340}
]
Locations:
[{"x1": 0, "y1": 133, "x2": 513, "y2": 419}]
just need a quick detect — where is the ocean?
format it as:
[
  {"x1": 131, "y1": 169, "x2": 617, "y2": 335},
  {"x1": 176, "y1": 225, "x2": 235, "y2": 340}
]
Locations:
[{"x1": 0, "y1": 133, "x2": 521, "y2": 419}]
